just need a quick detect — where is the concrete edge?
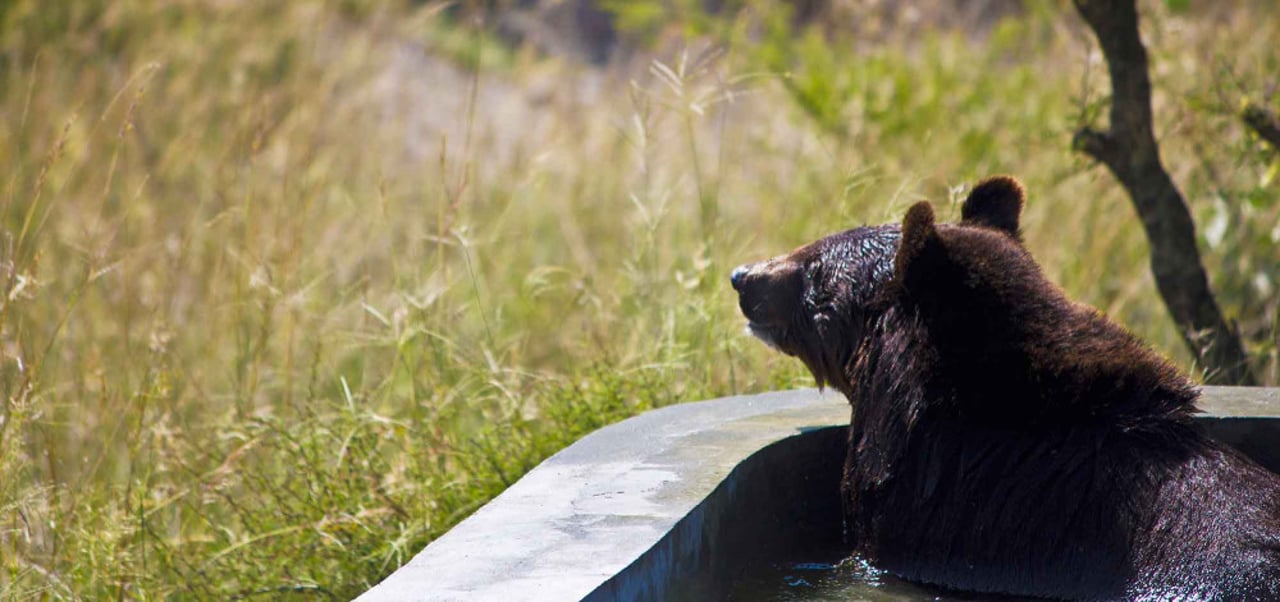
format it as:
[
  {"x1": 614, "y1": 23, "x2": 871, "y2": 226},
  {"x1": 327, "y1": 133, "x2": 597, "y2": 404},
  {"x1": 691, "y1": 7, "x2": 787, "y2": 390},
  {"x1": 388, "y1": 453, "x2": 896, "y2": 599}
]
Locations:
[{"x1": 356, "y1": 386, "x2": 1280, "y2": 602}]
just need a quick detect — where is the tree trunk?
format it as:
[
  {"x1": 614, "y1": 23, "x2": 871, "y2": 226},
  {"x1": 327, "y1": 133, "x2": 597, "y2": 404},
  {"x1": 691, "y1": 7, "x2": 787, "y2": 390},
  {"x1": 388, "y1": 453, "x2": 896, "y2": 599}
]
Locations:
[{"x1": 1071, "y1": 0, "x2": 1255, "y2": 385}]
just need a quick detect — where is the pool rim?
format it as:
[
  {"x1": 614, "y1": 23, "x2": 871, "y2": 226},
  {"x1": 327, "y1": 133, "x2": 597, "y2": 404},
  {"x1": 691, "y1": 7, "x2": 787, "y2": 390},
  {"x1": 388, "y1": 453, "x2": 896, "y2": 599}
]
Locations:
[{"x1": 355, "y1": 386, "x2": 1280, "y2": 602}]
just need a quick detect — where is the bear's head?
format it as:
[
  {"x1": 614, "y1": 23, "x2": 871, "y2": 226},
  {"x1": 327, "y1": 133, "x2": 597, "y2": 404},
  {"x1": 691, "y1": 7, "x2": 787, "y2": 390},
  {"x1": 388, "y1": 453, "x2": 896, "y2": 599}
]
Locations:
[
  {"x1": 730, "y1": 175, "x2": 1028, "y2": 398},
  {"x1": 729, "y1": 224, "x2": 899, "y2": 394},
  {"x1": 732, "y1": 175, "x2": 1191, "y2": 427}
]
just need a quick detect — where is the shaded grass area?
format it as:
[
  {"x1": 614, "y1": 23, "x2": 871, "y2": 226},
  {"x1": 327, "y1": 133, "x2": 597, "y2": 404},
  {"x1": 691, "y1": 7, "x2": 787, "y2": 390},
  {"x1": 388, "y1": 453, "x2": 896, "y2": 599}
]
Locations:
[{"x1": 1, "y1": 0, "x2": 1277, "y2": 598}]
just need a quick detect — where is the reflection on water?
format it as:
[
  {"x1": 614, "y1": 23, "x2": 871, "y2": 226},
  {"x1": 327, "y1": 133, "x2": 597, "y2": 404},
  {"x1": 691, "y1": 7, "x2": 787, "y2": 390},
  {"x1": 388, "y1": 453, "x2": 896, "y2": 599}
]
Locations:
[{"x1": 727, "y1": 554, "x2": 1004, "y2": 602}]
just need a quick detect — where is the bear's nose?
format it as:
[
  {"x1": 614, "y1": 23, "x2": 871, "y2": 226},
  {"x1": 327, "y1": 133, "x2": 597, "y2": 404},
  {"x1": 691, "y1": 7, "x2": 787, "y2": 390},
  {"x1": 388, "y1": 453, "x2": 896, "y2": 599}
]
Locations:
[{"x1": 730, "y1": 264, "x2": 750, "y2": 290}]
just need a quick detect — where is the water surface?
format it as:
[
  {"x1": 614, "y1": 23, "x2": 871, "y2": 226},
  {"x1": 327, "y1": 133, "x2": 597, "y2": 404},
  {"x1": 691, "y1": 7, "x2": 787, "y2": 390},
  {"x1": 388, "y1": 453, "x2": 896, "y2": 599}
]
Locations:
[{"x1": 726, "y1": 548, "x2": 1030, "y2": 601}]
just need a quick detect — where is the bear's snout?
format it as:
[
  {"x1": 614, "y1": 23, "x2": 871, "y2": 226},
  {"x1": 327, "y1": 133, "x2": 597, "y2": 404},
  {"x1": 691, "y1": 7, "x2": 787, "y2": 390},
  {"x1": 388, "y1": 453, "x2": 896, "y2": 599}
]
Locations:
[
  {"x1": 729, "y1": 264, "x2": 750, "y2": 290},
  {"x1": 730, "y1": 261, "x2": 767, "y2": 322},
  {"x1": 729, "y1": 258, "x2": 803, "y2": 329}
]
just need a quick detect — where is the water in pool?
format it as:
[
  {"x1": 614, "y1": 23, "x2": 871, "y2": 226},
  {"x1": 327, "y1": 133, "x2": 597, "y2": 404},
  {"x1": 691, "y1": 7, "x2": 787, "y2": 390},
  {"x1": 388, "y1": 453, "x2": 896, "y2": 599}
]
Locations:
[{"x1": 727, "y1": 552, "x2": 1029, "y2": 601}]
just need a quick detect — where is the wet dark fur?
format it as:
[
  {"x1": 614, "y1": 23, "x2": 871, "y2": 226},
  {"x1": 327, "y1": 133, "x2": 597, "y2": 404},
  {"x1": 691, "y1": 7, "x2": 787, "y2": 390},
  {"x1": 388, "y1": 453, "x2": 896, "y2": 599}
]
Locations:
[{"x1": 731, "y1": 177, "x2": 1280, "y2": 600}]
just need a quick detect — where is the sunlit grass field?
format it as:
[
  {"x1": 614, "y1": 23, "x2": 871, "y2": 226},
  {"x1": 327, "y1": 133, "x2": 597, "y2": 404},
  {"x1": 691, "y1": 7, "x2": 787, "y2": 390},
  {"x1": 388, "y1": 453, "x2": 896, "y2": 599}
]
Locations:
[{"x1": 2, "y1": 0, "x2": 1277, "y2": 598}]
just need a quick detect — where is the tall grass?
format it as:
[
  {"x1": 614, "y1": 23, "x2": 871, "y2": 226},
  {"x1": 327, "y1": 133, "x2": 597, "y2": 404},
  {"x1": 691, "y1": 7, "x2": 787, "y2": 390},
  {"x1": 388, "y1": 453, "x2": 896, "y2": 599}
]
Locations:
[{"x1": 1, "y1": 0, "x2": 1276, "y2": 598}]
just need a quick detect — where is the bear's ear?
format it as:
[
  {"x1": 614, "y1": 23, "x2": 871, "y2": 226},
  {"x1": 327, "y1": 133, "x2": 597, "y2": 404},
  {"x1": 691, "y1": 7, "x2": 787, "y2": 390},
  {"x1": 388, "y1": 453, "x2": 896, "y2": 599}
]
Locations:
[
  {"x1": 894, "y1": 201, "x2": 945, "y2": 291},
  {"x1": 960, "y1": 175, "x2": 1024, "y2": 238}
]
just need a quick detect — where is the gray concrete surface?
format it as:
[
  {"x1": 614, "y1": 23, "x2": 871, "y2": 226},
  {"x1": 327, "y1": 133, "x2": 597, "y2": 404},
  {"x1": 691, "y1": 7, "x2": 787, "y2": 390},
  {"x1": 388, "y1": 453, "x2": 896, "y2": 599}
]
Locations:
[{"x1": 356, "y1": 386, "x2": 1279, "y2": 602}]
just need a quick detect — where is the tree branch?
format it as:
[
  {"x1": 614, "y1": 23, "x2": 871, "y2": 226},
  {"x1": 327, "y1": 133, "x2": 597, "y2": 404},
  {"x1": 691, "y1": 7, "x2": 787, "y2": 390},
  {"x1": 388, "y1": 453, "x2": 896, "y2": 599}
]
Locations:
[
  {"x1": 1071, "y1": 127, "x2": 1118, "y2": 167},
  {"x1": 1242, "y1": 102, "x2": 1280, "y2": 151},
  {"x1": 1071, "y1": 0, "x2": 1255, "y2": 385}
]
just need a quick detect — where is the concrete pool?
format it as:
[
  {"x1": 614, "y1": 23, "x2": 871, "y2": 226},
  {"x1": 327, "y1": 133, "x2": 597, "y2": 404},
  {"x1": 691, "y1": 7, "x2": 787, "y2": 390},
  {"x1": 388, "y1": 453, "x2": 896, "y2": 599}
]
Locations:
[{"x1": 357, "y1": 387, "x2": 1280, "y2": 601}]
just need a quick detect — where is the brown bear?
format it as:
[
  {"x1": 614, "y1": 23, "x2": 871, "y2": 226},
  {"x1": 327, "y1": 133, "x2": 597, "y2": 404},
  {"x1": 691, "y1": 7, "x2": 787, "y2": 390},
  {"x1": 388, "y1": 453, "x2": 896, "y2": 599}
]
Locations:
[{"x1": 730, "y1": 176, "x2": 1280, "y2": 600}]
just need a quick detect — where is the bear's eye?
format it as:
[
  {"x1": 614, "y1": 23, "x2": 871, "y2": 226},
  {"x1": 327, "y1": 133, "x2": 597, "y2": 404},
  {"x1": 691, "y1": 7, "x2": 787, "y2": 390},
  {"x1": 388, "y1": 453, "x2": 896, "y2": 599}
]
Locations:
[
  {"x1": 805, "y1": 260, "x2": 823, "y2": 280},
  {"x1": 803, "y1": 261, "x2": 832, "y2": 311}
]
